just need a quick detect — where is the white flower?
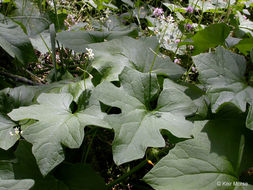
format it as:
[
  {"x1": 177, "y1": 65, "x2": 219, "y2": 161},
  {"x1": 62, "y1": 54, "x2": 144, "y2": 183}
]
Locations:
[
  {"x1": 9, "y1": 131, "x2": 14, "y2": 136},
  {"x1": 86, "y1": 48, "x2": 94, "y2": 60},
  {"x1": 166, "y1": 15, "x2": 174, "y2": 23},
  {"x1": 14, "y1": 127, "x2": 19, "y2": 135},
  {"x1": 48, "y1": 0, "x2": 54, "y2": 7}
]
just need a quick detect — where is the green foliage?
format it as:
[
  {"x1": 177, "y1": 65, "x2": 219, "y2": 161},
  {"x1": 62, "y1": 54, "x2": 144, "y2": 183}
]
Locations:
[
  {"x1": 0, "y1": 14, "x2": 37, "y2": 64},
  {"x1": 93, "y1": 67, "x2": 196, "y2": 165},
  {"x1": 189, "y1": 23, "x2": 231, "y2": 55},
  {"x1": 0, "y1": 0, "x2": 253, "y2": 189},
  {"x1": 144, "y1": 118, "x2": 252, "y2": 190}
]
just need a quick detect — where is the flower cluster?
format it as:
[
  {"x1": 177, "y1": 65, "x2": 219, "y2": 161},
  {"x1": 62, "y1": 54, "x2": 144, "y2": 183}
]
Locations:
[
  {"x1": 153, "y1": 8, "x2": 164, "y2": 17},
  {"x1": 86, "y1": 48, "x2": 94, "y2": 60},
  {"x1": 185, "y1": 23, "x2": 193, "y2": 30},
  {"x1": 9, "y1": 127, "x2": 23, "y2": 138},
  {"x1": 64, "y1": 14, "x2": 76, "y2": 31},
  {"x1": 185, "y1": 6, "x2": 194, "y2": 13}
]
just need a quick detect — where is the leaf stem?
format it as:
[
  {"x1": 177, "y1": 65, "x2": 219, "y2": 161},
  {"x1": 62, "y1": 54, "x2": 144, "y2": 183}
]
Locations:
[{"x1": 106, "y1": 160, "x2": 147, "y2": 189}]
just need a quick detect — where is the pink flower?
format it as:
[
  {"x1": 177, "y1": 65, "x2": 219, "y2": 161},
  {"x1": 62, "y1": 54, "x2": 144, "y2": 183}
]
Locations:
[
  {"x1": 153, "y1": 8, "x2": 164, "y2": 17},
  {"x1": 174, "y1": 58, "x2": 181, "y2": 64},
  {"x1": 185, "y1": 23, "x2": 193, "y2": 30},
  {"x1": 185, "y1": 6, "x2": 194, "y2": 13},
  {"x1": 189, "y1": 45, "x2": 194, "y2": 50},
  {"x1": 175, "y1": 39, "x2": 180, "y2": 43}
]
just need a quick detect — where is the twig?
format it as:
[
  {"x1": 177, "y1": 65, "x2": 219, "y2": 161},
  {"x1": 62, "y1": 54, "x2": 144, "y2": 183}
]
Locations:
[{"x1": 0, "y1": 71, "x2": 41, "y2": 86}]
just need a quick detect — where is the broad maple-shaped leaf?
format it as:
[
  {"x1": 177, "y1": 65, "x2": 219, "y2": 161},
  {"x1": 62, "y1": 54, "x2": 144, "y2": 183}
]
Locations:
[
  {"x1": 143, "y1": 116, "x2": 252, "y2": 190},
  {"x1": 192, "y1": 46, "x2": 253, "y2": 130},
  {"x1": 88, "y1": 36, "x2": 185, "y2": 81},
  {"x1": 93, "y1": 67, "x2": 196, "y2": 165},
  {"x1": 8, "y1": 93, "x2": 110, "y2": 175}
]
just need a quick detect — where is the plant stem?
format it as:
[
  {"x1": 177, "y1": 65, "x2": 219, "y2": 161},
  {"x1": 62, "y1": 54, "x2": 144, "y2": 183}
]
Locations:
[
  {"x1": 82, "y1": 128, "x2": 97, "y2": 163},
  {"x1": 225, "y1": 0, "x2": 231, "y2": 23},
  {"x1": 0, "y1": 71, "x2": 41, "y2": 85},
  {"x1": 53, "y1": 0, "x2": 60, "y2": 29},
  {"x1": 213, "y1": 0, "x2": 219, "y2": 24},
  {"x1": 106, "y1": 160, "x2": 147, "y2": 189},
  {"x1": 50, "y1": 24, "x2": 57, "y2": 81}
]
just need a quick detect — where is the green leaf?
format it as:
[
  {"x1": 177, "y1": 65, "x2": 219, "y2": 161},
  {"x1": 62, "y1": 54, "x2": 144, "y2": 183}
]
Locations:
[
  {"x1": 13, "y1": 0, "x2": 50, "y2": 37},
  {"x1": 0, "y1": 114, "x2": 17, "y2": 150},
  {"x1": 89, "y1": 37, "x2": 185, "y2": 81},
  {"x1": 143, "y1": 118, "x2": 252, "y2": 190},
  {"x1": 192, "y1": 46, "x2": 253, "y2": 130},
  {"x1": 191, "y1": 23, "x2": 231, "y2": 55},
  {"x1": 246, "y1": 105, "x2": 253, "y2": 130},
  {"x1": 0, "y1": 154, "x2": 34, "y2": 190},
  {"x1": 189, "y1": 0, "x2": 235, "y2": 12},
  {"x1": 238, "y1": 12, "x2": 253, "y2": 37},
  {"x1": 56, "y1": 28, "x2": 138, "y2": 53},
  {"x1": 55, "y1": 163, "x2": 106, "y2": 190},
  {"x1": 234, "y1": 37, "x2": 253, "y2": 55},
  {"x1": 8, "y1": 92, "x2": 110, "y2": 175},
  {"x1": 94, "y1": 67, "x2": 196, "y2": 165},
  {"x1": 0, "y1": 85, "x2": 39, "y2": 115},
  {"x1": 14, "y1": 141, "x2": 69, "y2": 190},
  {"x1": 189, "y1": 0, "x2": 215, "y2": 12},
  {"x1": 0, "y1": 179, "x2": 34, "y2": 190},
  {"x1": 192, "y1": 46, "x2": 252, "y2": 112},
  {"x1": 0, "y1": 15, "x2": 37, "y2": 64},
  {"x1": 0, "y1": 86, "x2": 39, "y2": 150}
]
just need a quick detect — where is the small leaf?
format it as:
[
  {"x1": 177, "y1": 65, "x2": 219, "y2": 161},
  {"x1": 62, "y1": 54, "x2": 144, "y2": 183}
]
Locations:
[
  {"x1": 235, "y1": 37, "x2": 253, "y2": 55},
  {"x1": 246, "y1": 105, "x2": 253, "y2": 130},
  {"x1": 0, "y1": 114, "x2": 17, "y2": 150}
]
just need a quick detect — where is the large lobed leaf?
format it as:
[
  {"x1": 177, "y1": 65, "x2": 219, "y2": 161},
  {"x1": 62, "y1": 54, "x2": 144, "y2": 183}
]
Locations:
[
  {"x1": 8, "y1": 92, "x2": 110, "y2": 175},
  {"x1": 89, "y1": 36, "x2": 185, "y2": 81},
  {"x1": 93, "y1": 67, "x2": 196, "y2": 165},
  {"x1": 56, "y1": 21, "x2": 138, "y2": 53},
  {"x1": 144, "y1": 117, "x2": 252, "y2": 190},
  {"x1": 192, "y1": 46, "x2": 253, "y2": 130}
]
